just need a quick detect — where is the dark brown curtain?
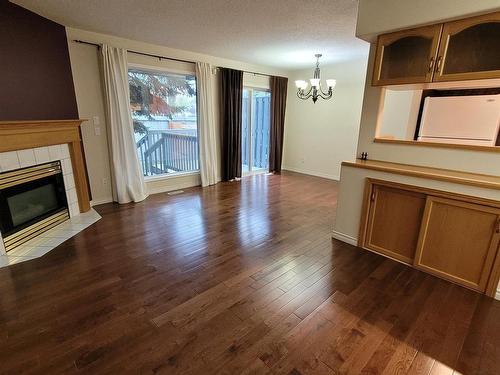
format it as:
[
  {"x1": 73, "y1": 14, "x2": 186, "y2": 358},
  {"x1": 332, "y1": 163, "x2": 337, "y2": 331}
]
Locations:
[
  {"x1": 220, "y1": 68, "x2": 243, "y2": 181},
  {"x1": 269, "y1": 76, "x2": 288, "y2": 173}
]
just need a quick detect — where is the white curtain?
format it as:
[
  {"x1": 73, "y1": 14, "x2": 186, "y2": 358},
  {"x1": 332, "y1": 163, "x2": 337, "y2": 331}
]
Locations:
[
  {"x1": 101, "y1": 44, "x2": 148, "y2": 203},
  {"x1": 196, "y1": 62, "x2": 218, "y2": 187}
]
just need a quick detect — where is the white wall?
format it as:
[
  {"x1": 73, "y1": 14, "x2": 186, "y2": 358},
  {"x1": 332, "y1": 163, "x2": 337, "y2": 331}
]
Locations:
[
  {"x1": 66, "y1": 27, "x2": 287, "y2": 203},
  {"x1": 68, "y1": 42, "x2": 113, "y2": 204},
  {"x1": 377, "y1": 89, "x2": 422, "y2": 140},
  {"x1": 356, "y1": 0, "x2": 500, "y2": 41},
  {"x1": 282, "y1": 57, "x2": 369, "y2": 180}
]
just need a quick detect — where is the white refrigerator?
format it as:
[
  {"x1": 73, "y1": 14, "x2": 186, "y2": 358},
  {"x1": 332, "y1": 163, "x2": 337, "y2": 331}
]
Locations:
[{"x1": 417, "y1": 94, "x2": 500, "y2": 147}]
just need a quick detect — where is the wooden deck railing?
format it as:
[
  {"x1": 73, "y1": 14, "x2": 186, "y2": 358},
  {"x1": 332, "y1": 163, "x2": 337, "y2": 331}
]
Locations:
[{"x1": 136, "y1": 131, "x2": 199, "y2": 176}]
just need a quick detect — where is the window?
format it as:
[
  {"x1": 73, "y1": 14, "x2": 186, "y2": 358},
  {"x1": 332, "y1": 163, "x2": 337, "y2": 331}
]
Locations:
[
  {"x1": 128, "y1": 68, "x2": 198, "y2": 177},
  {"x1": 242, "y1": 88, "x2": 271, "y2": 174}
]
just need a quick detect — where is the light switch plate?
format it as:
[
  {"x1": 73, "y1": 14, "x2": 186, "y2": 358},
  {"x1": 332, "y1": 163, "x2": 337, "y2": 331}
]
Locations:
[{"x1": 93, "y1": 116, "x2": 100, "y2": 126}]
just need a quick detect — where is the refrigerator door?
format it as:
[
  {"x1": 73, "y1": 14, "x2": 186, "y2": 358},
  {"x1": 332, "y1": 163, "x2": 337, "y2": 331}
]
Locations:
[{"x1": 418, "y1": 95, "x2": 500, "y2": 146}]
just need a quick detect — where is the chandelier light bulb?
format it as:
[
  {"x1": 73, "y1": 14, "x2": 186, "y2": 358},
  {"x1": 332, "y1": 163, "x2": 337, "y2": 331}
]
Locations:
[
  {"x1": 310, "y1": 78, "x2": 320, "y2": 87},
  {"x1": 326, "y1": 79, "x2": 337, "y2": 88},
  {"x1": 295, "y1": 80, "x2": 307, "y2": 90}
]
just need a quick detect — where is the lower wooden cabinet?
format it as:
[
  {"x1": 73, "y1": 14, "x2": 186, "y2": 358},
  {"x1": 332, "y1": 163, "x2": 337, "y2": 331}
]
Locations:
[
  {"x1": 364, "y1": 185, "x2": 425, "y2": 263},
  {"x1": 414, "y1": 196, "x2": 500, "y2": 292},
  {"x1": 359, "y1": 179, "x2": 500, "y2": 295}
]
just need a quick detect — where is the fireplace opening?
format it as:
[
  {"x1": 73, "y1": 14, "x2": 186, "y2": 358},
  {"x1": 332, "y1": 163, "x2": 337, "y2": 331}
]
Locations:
[{"x1": 0, "y1": 161, "x2": 69, "y2": 252}]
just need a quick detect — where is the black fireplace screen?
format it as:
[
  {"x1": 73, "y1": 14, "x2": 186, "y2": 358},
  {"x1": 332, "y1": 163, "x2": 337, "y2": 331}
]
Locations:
[
  {"x1": 8, "y1": 183, "x2": 60, "y2": 227},
  {"x1": 0, "y1": 165, "x2": 68, "y2": 237}
]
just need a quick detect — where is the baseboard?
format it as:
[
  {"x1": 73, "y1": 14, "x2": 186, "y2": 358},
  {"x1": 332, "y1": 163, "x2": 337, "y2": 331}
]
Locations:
[
  {"x1": 91, "y1": 197, "x2": 113, "y2": 206},
  {"x1": 147, "y1": 186, "x2": 196, "y2": 195},
  {"x1": 282, "y1": 165, "x2": 340, "y2": 181},
  {"x1": 495, "y1": 289, "x2": 500, "y2": 301},
  {"x1": 146, "y1": 181, "x2": 200, "y2": 195},
  {"x1": 331, "y1": 230, "x2": 358, "y2": 246}
]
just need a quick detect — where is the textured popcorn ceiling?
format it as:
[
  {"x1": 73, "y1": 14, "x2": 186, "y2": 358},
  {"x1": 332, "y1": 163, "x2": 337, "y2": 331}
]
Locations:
[{"x1": 12, "y1": 0, "x2": 368, "y2": 70}]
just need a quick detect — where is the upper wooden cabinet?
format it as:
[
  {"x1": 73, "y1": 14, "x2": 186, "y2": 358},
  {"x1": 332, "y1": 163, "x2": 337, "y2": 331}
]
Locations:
[
  {"x1": 372, "y1": 11, "x2": 500, "y2": 86},
  {"x1": 373, "y1": 25, "x2": 442, "y2": 85},
  {"x1": 435, "y1": 12, "x2": 500, "y2": 82}
]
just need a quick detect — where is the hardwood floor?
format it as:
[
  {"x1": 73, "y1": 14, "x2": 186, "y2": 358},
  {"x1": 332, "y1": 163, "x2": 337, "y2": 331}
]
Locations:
[{"x1": 0, "y1": 172, "x2": 499, "y2": 374}]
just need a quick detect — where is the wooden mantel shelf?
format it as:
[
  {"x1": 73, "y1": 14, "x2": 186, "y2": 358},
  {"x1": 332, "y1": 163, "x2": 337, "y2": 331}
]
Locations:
[
  {"x1": 342, "y1": 159, "x2": 500, "y2": 191},
  {"x1": 0, "y1": 119, "x2": 91, "y2": 212},
  {"x1": 0, "y1": 119, "x2": 84, "y2": 150}
]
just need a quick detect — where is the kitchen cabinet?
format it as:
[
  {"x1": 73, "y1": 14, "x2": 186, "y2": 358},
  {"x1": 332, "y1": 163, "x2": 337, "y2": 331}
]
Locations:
[
  {"x1": 359, "y1": 179, "x2": 500, "y2": 295},
  {"x1": 434, "y1": 12, "x2": 500, "y2": 82},
  {"x1": 362, "y1": 185, "x2": 426, "y2": 263},
  {"x1": 372, "y1": 25, "x2": 442, "y2": 85},
  {"x1": 372, "y1": 11, "x2": 500, "y2": 86},
  {"x1": 414, "y1": 196, "x2": 500, "y2": 292}
]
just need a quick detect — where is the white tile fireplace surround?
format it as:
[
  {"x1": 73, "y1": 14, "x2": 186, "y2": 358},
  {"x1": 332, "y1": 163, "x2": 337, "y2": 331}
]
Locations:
[{"x1": 0, "y1": 144, "x2": 101, "y2": 266}]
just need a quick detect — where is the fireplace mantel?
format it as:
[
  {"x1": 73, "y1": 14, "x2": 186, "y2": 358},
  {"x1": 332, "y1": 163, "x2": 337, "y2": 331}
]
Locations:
[{"x1": 0, "y1": 119, "x2": 91, "y2": 212}]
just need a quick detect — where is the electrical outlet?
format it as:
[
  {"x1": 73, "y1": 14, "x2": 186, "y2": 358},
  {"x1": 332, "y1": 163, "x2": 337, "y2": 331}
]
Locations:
[
  {"x1": 94, "y1": 127, "x2": 101, "y2": 136},
  {"x1": 102, "y1": 177, "x2": 108, "y2": 185}
]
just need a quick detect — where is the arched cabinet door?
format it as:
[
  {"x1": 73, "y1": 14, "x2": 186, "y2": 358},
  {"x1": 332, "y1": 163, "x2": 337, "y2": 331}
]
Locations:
[
  {"x1": 372, "y1": 24, "x2": 442, "y2": 86},
  {"x1": 434, "y1": 12, "x2": 500, "y2": 82}
]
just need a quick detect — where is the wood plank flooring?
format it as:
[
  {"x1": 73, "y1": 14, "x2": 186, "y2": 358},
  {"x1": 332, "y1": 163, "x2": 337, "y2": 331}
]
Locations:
[{"x1": 0, "y1": 172, "x2": 499, "y2": 374}]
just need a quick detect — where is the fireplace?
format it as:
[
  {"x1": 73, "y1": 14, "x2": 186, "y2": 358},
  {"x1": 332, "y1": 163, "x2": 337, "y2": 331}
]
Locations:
[{"x1": 0, "y1": 161, "x2": 69, "y2": 252}]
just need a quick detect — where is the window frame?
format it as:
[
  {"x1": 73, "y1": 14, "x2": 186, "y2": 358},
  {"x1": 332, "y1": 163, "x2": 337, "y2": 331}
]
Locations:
[{"x1": 128, "y1": 64, "x2": 200, "y2": 180}]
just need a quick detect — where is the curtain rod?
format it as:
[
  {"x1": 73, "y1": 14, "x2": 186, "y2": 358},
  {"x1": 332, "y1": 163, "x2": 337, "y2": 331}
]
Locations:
[{"x1": 72, "y1": 39, "x2": 272, "y2": 77}]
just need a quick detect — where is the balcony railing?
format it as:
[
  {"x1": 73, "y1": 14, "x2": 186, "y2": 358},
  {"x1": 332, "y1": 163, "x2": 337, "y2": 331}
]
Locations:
[{"x1": 136, "y1": 130, "x2": 199, "y2": 176}]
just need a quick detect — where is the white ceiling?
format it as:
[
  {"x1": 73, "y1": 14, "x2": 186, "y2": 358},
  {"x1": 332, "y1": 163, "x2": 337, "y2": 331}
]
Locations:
[{"x1": 12, "y1": 0, "x2": 368, "y2": 70}]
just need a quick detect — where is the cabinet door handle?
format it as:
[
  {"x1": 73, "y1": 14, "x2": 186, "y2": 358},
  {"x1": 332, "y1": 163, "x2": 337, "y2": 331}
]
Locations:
[
  {"x1": 435, "y1": 56, "x2": 442, "y2": 73},
  {"x1": 428, "y1": 57, "x2": 435, "y2": 73}
]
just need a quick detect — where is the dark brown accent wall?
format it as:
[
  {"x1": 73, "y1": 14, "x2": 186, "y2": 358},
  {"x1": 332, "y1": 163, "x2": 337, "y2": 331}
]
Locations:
[{"x1": 0, "y1": 0, "x2": 78, "y2": 121}]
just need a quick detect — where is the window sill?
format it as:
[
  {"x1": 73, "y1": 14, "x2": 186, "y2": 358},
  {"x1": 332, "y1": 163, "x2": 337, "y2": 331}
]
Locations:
[
  {"x1": 374, "y1": 138, "x2": 500, "y2": 153},
  {"x1": 144, "y1": 171, "x2": 200, "y2": 182}
]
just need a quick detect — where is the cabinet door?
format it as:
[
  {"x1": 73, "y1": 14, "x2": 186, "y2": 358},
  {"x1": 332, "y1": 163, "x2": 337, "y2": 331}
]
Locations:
[
  {"x1": 414, "y1": 196, "x2": 500, "y2": 292},
  {"x1": 372, "y1": 24, "x2": 442, "y2": 86},
  {"x1": 363, "y1": 185, "x2": 426, "y2": 263},
  {"x1": 434, "y1": 12, "x2": 500, "y2": 82}
]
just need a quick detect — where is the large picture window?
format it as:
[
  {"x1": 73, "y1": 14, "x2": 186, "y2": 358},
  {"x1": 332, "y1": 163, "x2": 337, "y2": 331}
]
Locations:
[{"x1": 128, "y1": 68, "x2": 198, "y2": 177}]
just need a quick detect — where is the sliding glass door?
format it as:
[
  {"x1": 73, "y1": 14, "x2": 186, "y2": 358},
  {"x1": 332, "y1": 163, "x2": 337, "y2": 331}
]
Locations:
[{"x1": 242, "y1": 88, "x2": 271, "y2": 175}]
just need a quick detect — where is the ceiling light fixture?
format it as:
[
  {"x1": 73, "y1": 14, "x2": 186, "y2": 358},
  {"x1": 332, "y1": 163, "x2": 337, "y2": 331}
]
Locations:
[{"x1": 295, "y1": 54, "x2": 336, "y2": 103}]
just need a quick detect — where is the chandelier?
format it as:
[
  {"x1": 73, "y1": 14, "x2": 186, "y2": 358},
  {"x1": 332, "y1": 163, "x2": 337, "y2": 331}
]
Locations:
[{"x1": 295, "y1": 54, "x2": 336, "y2": 103}]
